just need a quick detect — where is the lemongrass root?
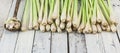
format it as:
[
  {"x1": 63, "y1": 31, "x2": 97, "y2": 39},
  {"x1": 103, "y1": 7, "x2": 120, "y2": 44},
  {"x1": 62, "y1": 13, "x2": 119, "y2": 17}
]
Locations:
[
  {"x1": 38, "y1": 0, "x2": 44, "y2": 24},
  {"x1": 41, "y1": 0, "x2": 48, "y2": 25}
]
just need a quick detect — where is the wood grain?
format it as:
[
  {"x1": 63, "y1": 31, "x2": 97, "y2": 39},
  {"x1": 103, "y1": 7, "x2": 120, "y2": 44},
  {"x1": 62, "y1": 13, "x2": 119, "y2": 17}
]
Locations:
[
  {"x1": 32, "y1": 31, "x2": 51, "y2": 53},
  {"x1": 69, "y1": 33, "x2": 86, "y2": 53},
  {"x1": 51, "y1": 32, "x2": 68, "y2": 53}
]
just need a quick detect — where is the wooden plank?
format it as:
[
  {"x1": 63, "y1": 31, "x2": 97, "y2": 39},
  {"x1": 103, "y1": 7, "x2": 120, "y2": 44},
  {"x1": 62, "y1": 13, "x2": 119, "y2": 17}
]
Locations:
[
  {"x1": 100, "y1": 0, "x2": 120, "y2": 53},
  {"x1": 0, "y1": 0, "x2": 23, "y2": 53},
  {"x1": 0, "y1": 0, "x2": 14, "y2": 39},
  {"x1": 85, "y1": 34, "x2": 105, "y2": 53},
  {"x1": 0, "y1": 0, "x2": 14, "y2": 27},
  {"x1": 14, "y1": 0, "x2": 35, "y2": 52},
  {"x1": 32, "y1": 31, "x2": 51, "y2": 53},
  {"x1": 101, "y1": 32, "x2": 120, "y2": 53},
  {"x1": 69, "y1": 33, "x2": 86, "y2": 53},
  {"x1": 14, "y1": 31, "x2": 35, "y2": 53},
  {"x1": 51, "y1": 32, "x2": 68, "y2": 53}
]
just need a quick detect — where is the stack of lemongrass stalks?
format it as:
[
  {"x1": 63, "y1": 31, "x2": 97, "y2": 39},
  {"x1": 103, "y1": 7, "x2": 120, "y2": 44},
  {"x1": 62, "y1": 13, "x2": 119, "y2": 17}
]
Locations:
[{"x1": 4, "y1": 0, "x2": 118, "y2": 34}]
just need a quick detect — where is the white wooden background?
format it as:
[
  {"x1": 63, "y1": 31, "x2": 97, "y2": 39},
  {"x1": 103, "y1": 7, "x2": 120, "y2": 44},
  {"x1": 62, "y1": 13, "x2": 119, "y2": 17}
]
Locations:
[{"x1": 0, "y1": 0, "x2": 120, "y2": 53}]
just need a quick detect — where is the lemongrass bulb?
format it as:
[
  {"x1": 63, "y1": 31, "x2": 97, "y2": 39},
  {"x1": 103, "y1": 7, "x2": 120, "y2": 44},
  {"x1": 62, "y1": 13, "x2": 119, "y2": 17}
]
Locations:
[
  {"x1": 48, "y1": 17, "x2": 53, "y2": 24},
  {"x1": 91, "y1": 16, "x2": 97, "y2": 25},
  {"x1": 60, "y1": 22, "x2": 65, "y2": 29},
  {"x1": 41, "y1": 16, "x2": 47, "y2": 25},
  {"x1": 66, "y1": 22, "x2": 72, "y2": 28},
  {"x1": 55, "y1": 18, "x2": 60, "y2": 27},
  {"x1": 106, "y1": 25, "x2": 111, "y2": 32},
  {"x1": 66, "y1": 14, "x2": 71, "y2": 22},
  {"x1": 110, "y1": 24, "x2": 117, "y2": 32},
  {"x1": 51, "y1": 23, "x2": 56, "y2": 32},
  {"x1": 66, "y1": 27, "x2": 72, "y2": 33},
  {"x1": 40, "y1": 24, "x2": 45, "y2": 32},
  {"x1": 92, "y1": 24, "x2": 97, "y2": 34},
  {"x1": 57, "y1": 27, "x2": 62, "y2": 32},
  {"x1": 46, "y1": 24, "x2": 51, "y2": 31}
]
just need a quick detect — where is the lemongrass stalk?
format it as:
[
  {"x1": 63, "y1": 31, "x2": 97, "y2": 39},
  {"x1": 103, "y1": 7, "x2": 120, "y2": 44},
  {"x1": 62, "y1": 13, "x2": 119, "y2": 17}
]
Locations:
[
  {"x1": 21, "y1": 0, "x2": 29, "y2": 31},
  {"x1": 28, "y1": 0, "x2": 33, "y2": 29},
  {"x1": 106, "y1": 0, "x2": 117, "y2": 25},
  {"x1": 96, "y1": 24, "x2": 102, "y2": 33},
  {"x1": 40, "y1": 24, "x2": 45, "y2": 32},
  {"x1": 36, "y1": 0, "x2": 40, "y2": 14},
  {"x1": 78, "y1": 0, "x2": 86, "y2": 33},
  {"x1": 66, "y1": 0, "x2": 72, "y2": 22},
  {"x1": 98, "y1": 5, "x2": 109, "y2": 27},
  {"x1": 38, "y1": 0, "x2": 44, "y2": 24},
  {"x1": 101, "y1": 0, "x2": 110, "y2": 16},
  {"x1": 83, "y1": 0, "x2": 92, "y2": 33},
  {"x1": 76, "y1": 0, "x2": 82, "y2": 29},
  {"x1": 98, "y1": 0, "x2": 111, "y2": 24},
  {"x1": 60, "y1": 0, "x2": 68, "y2": 22},
  {"x1": 51, "y1": 22, "x2": 56, "y2": 32},
  {"x1": 96, "y1": 2, "x2": 102, "y2": 23},
  {"x1": 55, "y1": 0, "x2": 60, "y2": 27},
  {"x1": 78, "y1": 6, "x2": 86, "y2": 33},
  {"x1": 60, "y1": 22, "x2": 65, "y2": 30},
  {"x1": 32, "y1": 0, "x2": 39, "y2": 30},
  {"x1": 5, "y1": 17, "x2": 21, "y2": 31},
  {"x1": 4, "y1": 0, "x2": 21, "y2": 31},
  {"x1": 52, "y1": 0, "x2": 59, "y2": 19},
  {"x1": 61, "y1": 0, "x2": 63, "y2": 11},
  {"x1": 91, "y1": 0, "x2": 97, "y2": 25},
  {"x1": 66, "y1": 0, "x2": 73, "y2": 29},
  {"x1": 48, "y1": 0, "x2": 54, "y2": 24},
  {"x1": 91, "y1": 24, "x2": 97, "y2": 34},
  {"x1": 42, "y1": 0, "x2": 48, "y2": 25},
  {"x1": 72, "y1": 0, "x2": 79, "y2": 28},
  {"x1": 46, "y1": 24, "x2": 51, "y2": 31}
]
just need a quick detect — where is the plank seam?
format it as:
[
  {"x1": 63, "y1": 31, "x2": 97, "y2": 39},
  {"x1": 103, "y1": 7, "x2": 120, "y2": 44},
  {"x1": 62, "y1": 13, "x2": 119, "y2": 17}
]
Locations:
[
  {"x1": 116, "y1": 32, "x2": 120, "y2": 43},
  {"x1": 50, "y1": 32, "x2": 52, "y2": 53},
  {"x1": 67, "y1": 32, "x2": 70, "y2": 53},
  {"x1": 31, "y1": 31, "x2": 36, "y2": 53},
  {"x1": 13, "y1": 32, "x2": 19, "y2": 53}
]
